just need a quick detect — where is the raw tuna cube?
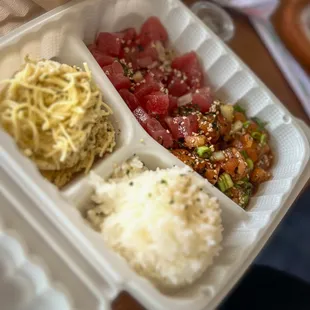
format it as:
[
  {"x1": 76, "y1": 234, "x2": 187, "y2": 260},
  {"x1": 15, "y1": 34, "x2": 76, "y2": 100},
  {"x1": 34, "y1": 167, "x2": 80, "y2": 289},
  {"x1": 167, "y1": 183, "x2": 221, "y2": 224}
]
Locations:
[
  {"x1": 138, "y1": 44, "x2": 158, "y2": 60},
  {"x1": 168, "y1": 95, "x2": 178, "y2": 113},
  {"x1": 119, "y1": 89, "x2": 139, "y2": 111},
  {"x1": 96, "y1": 32, "x2": 122, "y2": 56},
  {"x1": 168, "y1": 76, "x2": 189, "y2": 97},
  {"x1": 120, "y1": 46, "x2": 139, "y2": 70},
  {"x1": 171, "y1": 51, "x2": 204, "y2": 89},
  {"x1": 137, "y1": 56, "x2": 153, "y2": 68},
  {"x1": 134, "y1": 76, "x2": 161, "y2": 104},
  {"x1": 165, "y1": 115, "x2": 198, "y2": 139},
  {"x1": 149, "y1": 68, "x2": 165, "y2": 82},
  {"x1": 102, "y1": 61, "x2": 124, "y2": 76},
  {"x1": 146, "y1": 118, "x2": 173, "y2": 148},
  {"x1": 91, "y1": 50, "x2": 115, "y2": 67},
  {"x1": 145, "y1": 91, "x2": 169, "y2": 115},
  {"x1": 136, "y1": 44, "x2": 159, "y2": 68},
  {"x1": 139, "y1": 16, "x2": 168, "y2": 46},
  {"x1": 133, "y1": 106, "x2": 150, "y2": 128},
  {"x1": 88, "y1": 44, "x2": 98, "y2": 54},
  {"x1": 109, "y1": 74, "x2": 131, "y2": 90},
  {"x1": 119, "y1": 27, "x2": 137, "y2": 42},
  {"x1": 192, "y1": 87, "x2": 213, "y2": 113}
]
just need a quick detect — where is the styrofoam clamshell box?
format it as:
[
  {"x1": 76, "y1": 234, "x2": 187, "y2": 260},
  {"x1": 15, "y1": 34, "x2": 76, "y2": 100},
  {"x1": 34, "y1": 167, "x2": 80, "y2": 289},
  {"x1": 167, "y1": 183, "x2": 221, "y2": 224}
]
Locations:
[{"x1": 0, "y1": 0, "x2": 310, "y2": 309}]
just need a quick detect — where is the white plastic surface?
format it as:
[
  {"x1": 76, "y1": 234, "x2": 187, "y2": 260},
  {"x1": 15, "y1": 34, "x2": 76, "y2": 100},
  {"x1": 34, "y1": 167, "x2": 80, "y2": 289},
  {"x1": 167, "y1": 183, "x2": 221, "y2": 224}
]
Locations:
[{"x1": 0, "y1": 0, "x2": 309, "y2": 309}]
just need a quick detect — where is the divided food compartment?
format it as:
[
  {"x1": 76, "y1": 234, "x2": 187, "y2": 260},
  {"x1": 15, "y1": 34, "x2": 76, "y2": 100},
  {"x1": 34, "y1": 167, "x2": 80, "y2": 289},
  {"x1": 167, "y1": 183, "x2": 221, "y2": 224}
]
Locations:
[{"x1": 0, "y1": 0, "x2": 309, "y2": 309}]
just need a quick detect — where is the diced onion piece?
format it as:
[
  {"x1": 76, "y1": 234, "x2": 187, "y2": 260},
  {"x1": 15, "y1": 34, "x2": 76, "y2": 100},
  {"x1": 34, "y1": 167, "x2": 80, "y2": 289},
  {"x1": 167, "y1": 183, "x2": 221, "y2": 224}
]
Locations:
[
  {"x1": 231, "y1": 120, "x2": 243, "y2": 133},
  {"x1": 155, "y1": 41, "x2": 166, "y2": 62},
  {"x1": 220, "y1": 104, "x2": 234, "y2": 122},
  {"x1": 177, "y1": 93, "x2": 192, "y2": 107},
  {"x1": 133, "y1": 71, "x2": 143, "y2": 82},
  {"x1": 211, "y1": 151, "x2": 225, "y2": 162}
]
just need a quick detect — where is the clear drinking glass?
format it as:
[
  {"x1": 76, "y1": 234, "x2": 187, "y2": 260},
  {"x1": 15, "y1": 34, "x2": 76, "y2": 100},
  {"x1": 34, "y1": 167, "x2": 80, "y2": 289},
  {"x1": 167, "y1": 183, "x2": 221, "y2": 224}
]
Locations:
[{"x1": 190, "y1": 1, "x2": 235, "y2": 42}]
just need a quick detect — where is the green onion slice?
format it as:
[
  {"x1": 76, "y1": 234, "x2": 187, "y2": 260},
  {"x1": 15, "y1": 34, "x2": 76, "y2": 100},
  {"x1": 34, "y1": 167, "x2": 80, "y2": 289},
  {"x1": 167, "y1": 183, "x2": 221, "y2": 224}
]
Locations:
[
  {"x1": 218, "y1": 173, "x2": 234, "y2": 192},
  {"x1": 196, "y1": 146, "x2": 212, "y2": 158},
  {"x1": 246, "y1": 158, "x2": 254, "y2": 170},
  {"x1": 251, "y1": 131, "x2": 261, "y2": 141},
  {"x1": 252, "y1": 117, "x2": 268, "y2": 130},
  {"x1": 234, "y1": 105, "x2": 246, "y2": 113},
  {"x1": 260, "y1": 133, "x2": 267, "y2": 145},
  {"x1": 243, "y1": 121, "x2": 251, "y2": 128}
]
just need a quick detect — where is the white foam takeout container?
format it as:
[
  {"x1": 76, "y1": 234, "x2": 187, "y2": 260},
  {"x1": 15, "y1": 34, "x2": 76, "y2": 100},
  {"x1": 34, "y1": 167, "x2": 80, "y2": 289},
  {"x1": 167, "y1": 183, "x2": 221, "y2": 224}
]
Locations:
[{"x1": 0, "y1": 0, "x2": 310, "y2": 309}]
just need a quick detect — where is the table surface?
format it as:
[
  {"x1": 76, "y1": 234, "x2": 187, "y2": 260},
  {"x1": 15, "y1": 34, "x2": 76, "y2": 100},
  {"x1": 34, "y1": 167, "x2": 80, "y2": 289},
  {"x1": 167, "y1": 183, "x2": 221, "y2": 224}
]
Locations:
[{"x1": 113, "y1": 1, "x2": 309, "y2": 309}]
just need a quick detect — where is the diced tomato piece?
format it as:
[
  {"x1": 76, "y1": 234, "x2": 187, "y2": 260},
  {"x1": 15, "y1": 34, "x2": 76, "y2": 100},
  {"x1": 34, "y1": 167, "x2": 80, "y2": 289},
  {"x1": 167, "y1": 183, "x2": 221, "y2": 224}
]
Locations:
[
  {"x1": 137, "y1": 56, "x2": 153, "y2": 68},
  {"x1": 139, "y1": 16, "x2": 168, "y2": 46},
  {"x1": 96, "y1": 32, "x2": 122, "y2": 56},
  {"x1": 91, "y1": 51, "x2": 115, "y2": 67},
  {"x1": 119, "y1": 27, "x2": 137, "y2": 42},
  {"x1": 171, "y1": 51, "x2": 204, "y2": 88},
  {"x1": 168, "y1": 77, "x2": 189, "y2": 97},
  {"x1": 146, "y1": 118, "x2": 173, "y2": 148},
  {"x1": 109, "y1": 74, "x2": 131, "y2": 90},
  {"x1": 133, "y1": 106, "x2": 150, "y2": 128},
  {"x1": 168, "y1": 95, "x2": 178, "y2": 113},
  {"x1": 102, "y1": 61, "x2": 124, "y2": 76},
  {"x1": 119, "y1": 89, "x2": 139, "y2": 111},
  {"x1": 192, "y1": 87, "x2": 213, "y2": 113},
  {"x1": 165, "y1": 115, "x2": 198, "y2": 139},
  {"x1": 149, "y1": 68, "x2": 165, "y2": 82},
  {"x1": 145, "y1": 91, "x2": 169, "y2": 115}
]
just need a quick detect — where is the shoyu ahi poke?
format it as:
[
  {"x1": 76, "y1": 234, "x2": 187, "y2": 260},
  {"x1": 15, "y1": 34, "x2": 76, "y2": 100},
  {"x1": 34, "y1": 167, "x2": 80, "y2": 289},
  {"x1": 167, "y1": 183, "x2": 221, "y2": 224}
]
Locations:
[{"x1": 88, "y1": 17, "x2": 273, "y2": 209}]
